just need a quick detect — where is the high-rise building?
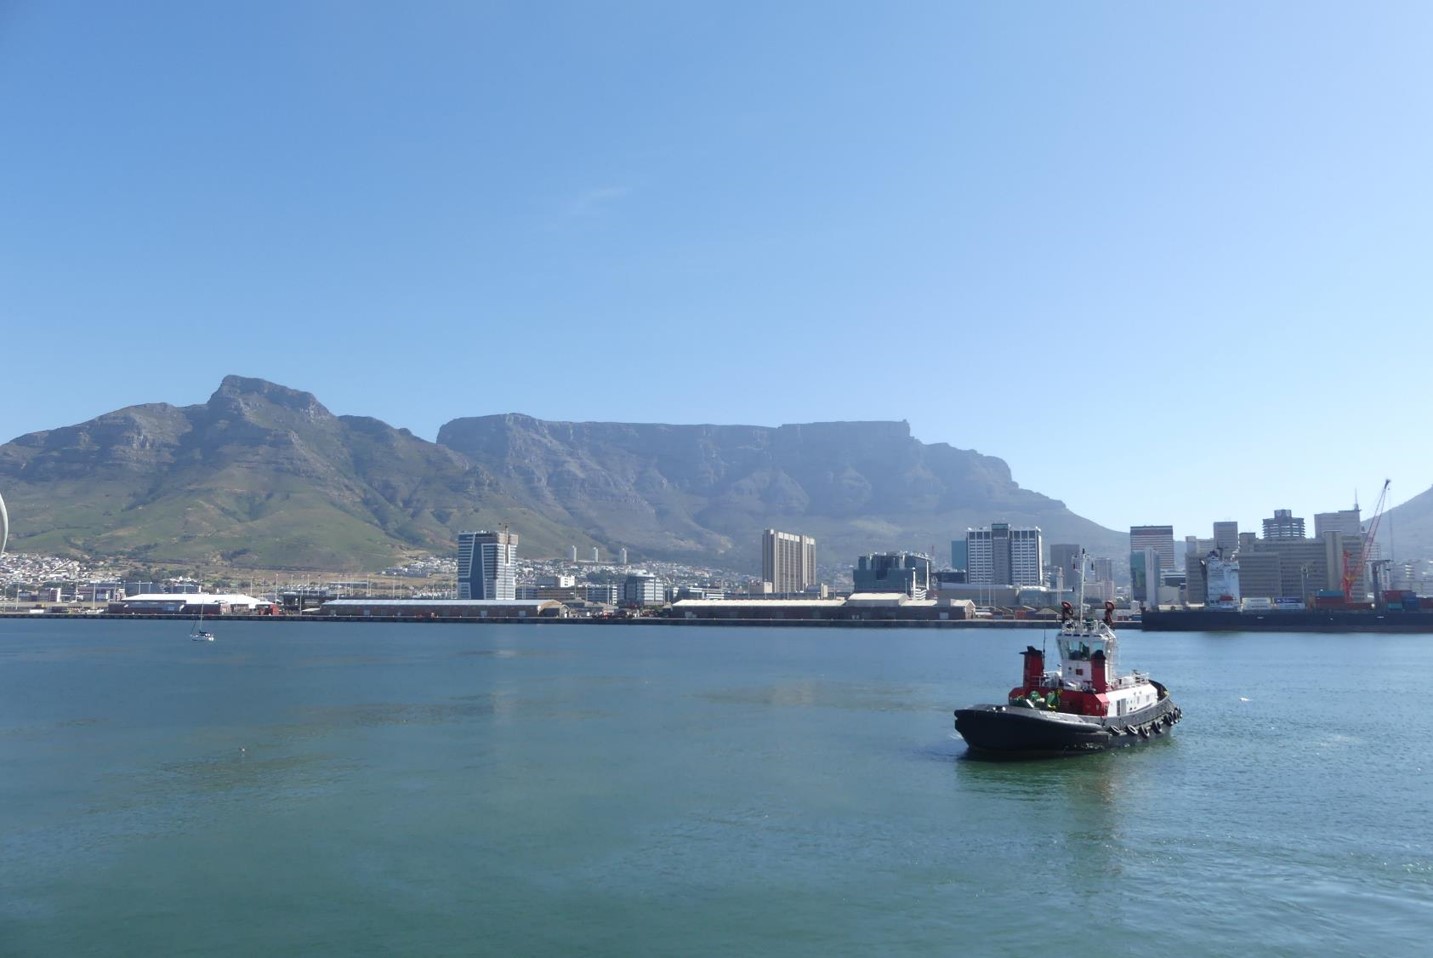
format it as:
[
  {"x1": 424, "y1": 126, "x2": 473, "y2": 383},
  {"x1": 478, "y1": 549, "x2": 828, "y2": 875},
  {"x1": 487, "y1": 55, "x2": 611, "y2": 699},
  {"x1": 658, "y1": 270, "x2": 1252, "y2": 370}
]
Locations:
[
  {"x1": 1212, "y1": 521, "x2": 1240, "y2": 555},
  {"x1": 1130, "y1": 526, "x2": 1176, "y2": 571},
  {"x1": 1262, "y1": 509, "x2": 1305, "y2": 540},
  {"x1": 967, "y1": 523, "x2": 1043, "y2": 586},
  {"x1": 457, "y1": 530, "x2": 518, "y2": 600},
  {"x1": 1237, "y1": 532, "x2": 1356, "y2": 601},
  {"x1": 1049, "y1": 543, "x2": 1082, "y2": 592},
  {"x1": 1314, "y1": 508, "x2": 1361, "y2": 540},
  {"x1": 1131, "y1": 547, "x2": 1160, "y2": 604},
  {"x1": 761, "y1": 529, "x2": 816, "y2": 594},
  {"x1": 950, "y1": 538, "x2": 969, "y2": 573}
]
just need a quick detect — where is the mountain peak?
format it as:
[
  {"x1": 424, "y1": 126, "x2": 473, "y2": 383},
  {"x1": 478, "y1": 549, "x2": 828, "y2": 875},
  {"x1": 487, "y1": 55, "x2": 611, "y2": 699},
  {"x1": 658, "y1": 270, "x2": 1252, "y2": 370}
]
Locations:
[{"x1": 208, "y1": 376, "x2": 332, "y2": 423}]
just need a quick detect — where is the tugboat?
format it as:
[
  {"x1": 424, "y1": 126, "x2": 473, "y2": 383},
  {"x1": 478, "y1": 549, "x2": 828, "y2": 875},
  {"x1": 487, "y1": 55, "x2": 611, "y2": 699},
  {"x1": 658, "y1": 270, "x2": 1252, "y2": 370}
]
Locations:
[{"x1": 954, "y1": 589, "x2": 1181, "y2": 756}]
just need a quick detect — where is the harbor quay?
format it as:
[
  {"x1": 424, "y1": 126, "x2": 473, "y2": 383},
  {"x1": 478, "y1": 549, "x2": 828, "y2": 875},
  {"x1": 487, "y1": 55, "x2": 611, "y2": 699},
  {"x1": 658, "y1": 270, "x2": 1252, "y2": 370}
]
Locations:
[{"x1": 0, "y1": 609, "x2": 1086, "y2": 629}]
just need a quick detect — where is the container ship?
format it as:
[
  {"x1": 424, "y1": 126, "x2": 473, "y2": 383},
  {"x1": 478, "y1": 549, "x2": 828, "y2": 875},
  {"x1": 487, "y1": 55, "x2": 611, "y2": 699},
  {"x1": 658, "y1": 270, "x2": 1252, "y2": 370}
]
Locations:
[{"x1": 1142, "y1": 590, "x2": 1433, "y2": 633}]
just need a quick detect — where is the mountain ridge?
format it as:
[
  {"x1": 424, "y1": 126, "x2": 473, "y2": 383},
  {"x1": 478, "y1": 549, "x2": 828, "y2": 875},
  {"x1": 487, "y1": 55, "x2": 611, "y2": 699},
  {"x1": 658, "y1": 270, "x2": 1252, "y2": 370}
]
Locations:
[{"x1": 1, "y1": 375, "x2": 1135, "y2": 573}]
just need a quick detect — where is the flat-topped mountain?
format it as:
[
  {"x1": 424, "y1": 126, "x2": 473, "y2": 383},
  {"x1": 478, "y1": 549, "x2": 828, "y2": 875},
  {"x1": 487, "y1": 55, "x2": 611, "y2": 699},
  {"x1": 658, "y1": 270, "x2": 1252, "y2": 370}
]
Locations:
[
  {"x1": 0, "y1": 375, "x2": 1128, "y2": 572},
  {"x1": 436, "y1": 413, "x2": 1126, "y2": 569}
]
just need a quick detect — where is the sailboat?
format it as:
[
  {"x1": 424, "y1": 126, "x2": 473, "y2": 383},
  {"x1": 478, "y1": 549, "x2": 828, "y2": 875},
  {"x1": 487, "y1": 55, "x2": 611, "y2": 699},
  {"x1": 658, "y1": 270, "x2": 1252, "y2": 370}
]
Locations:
[{"x1": 189, "y1": 605, "x2": 215, "y2": 642}]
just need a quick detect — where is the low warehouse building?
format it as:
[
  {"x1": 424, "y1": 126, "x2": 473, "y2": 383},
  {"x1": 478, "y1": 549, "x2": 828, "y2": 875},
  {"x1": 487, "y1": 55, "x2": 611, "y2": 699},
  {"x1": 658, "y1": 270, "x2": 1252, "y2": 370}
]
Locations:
[
  {"x1": 668, "y1": 595, "x2": 974, "y2": 622},
  {"x1": 109, "y1": 593, "x2": 276, "y2": 615},
  {"x1": 320, "y1": 598, "x2": 566, "y2": 619}
]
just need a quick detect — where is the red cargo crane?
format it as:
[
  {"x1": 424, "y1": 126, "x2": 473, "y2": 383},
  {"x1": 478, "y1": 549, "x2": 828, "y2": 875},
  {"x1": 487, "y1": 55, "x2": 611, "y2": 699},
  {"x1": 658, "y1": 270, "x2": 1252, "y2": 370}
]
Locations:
[{"x1": 1342, "y1": 479, "x2": 1391, "y2": 602}]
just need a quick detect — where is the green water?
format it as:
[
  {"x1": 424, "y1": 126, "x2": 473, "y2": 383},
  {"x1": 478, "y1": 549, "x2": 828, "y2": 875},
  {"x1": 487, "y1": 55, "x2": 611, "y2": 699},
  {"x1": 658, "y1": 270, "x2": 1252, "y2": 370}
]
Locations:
[{"x1": 2, "y1": 620, "x2": 1430, "y2": 956}]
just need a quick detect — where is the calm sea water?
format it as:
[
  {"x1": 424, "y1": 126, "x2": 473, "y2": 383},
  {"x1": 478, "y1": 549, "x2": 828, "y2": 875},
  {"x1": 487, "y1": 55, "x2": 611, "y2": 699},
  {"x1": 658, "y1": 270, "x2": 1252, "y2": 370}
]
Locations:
[{"x1": 2, "y1": 619, "x2": 1431, "y2": 957}]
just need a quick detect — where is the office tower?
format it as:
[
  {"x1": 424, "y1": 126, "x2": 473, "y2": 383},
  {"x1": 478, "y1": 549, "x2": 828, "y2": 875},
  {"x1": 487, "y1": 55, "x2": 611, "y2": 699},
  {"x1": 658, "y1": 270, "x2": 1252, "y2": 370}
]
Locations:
[
  {"x1": 950, "y1": 538, "x2": 969, "y2": 573},
  {"x1": 618, "y1": 547, "x2": 628, "y2": 566},
  {"x1": 1239, "y1": 533, "x2": 1353, "y2": 601},
  {"x1": 457, "y1": 530, "x2": 519, "y2": 600},
  {"x1": 1212, "y1": 521, "x2": 1239, "y2": 555},
  {"x1": 1050, "y1": 543, "x2": 1082, "y2": 592},
  {"x1": 1131, "y1": 547, "x2": 1160, "y2": 604},
  {"x1": 1130, "y1": 526, "x2": 1177, "y2": 571},
  {"x1": 1262, "y1": 509, "x2": 1305, "y2": 540},
  {"x1": 762, "y1": 529, "x2": 817, "y2": 594},
  {"x1": 622, "y1": 573, "x2": 665, "y2": 606},
  {"x1": 1092, "y1": 557, "x2": 1114, "y2": 582},
  {"x1": 1186, "y1": 535, "x2": 1214, "y2": 560},
  {"x1": 1314, "y1": 508, "x2": 1361, "y2": 540},
  {"x1": 967, "y1": 523, "x2": 1043, "y2": 586}
]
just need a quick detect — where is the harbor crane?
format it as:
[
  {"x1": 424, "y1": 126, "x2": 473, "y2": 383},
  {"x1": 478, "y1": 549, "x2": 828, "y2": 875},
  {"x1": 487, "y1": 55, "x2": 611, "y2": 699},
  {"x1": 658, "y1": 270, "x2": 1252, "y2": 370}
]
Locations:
[{"x1": 1342, "y1": 479, "x2": 1391, "y2": 602}]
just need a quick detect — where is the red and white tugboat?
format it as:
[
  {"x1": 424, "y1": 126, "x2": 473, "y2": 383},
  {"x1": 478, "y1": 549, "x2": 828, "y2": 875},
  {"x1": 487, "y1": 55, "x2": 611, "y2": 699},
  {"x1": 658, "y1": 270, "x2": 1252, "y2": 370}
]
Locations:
[{"x1": 954, "y1": 595, "x2": 1181, "y2": 756}]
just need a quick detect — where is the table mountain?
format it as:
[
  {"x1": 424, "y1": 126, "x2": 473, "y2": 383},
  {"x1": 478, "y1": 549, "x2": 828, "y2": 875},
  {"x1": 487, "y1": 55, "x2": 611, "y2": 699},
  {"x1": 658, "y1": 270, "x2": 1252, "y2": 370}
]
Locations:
[
  {"x1": 437, "y1": 414, "x2": 1126, "y2": 570},
  {"x1": 0, "y1": 375, "x2": 1126, "y2": 572}
]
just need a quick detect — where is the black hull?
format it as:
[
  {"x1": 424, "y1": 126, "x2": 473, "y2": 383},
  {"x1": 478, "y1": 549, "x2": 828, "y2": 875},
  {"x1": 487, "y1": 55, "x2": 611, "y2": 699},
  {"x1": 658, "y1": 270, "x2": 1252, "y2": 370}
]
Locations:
[
  {"x1": 954, "y1": 693, "x2": 1180, "y2": 757},
  {"x1": 1142, "y1": 609, "x2": 1433, "y2": 633}
]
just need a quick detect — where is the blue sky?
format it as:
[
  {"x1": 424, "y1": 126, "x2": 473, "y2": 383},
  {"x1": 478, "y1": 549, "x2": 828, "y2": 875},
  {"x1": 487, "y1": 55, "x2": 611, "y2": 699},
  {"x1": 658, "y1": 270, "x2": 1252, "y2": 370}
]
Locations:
[{"x1": 3, "y1": 1, "x2": 1430, "y2": 541}]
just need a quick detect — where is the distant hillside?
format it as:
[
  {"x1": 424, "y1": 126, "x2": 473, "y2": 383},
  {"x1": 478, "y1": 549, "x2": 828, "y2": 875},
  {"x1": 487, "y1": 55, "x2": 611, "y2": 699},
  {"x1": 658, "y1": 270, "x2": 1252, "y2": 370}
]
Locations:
[
  {"x1": 0, "y1": 376, "x2": 1128, "y2": 573},
  {"x1": 1383, "y1": 485, "x2": 1433, "y2": 570},
  {"x1": 0, "y1": 377, "x2": 509, "y2": 570}
]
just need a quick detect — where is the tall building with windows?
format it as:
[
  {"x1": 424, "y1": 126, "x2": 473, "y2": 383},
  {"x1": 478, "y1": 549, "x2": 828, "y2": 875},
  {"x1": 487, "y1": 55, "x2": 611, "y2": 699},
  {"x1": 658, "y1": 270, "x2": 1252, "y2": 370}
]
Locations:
[
  {"x1": 1314, "y1": 508, "x2": 1361, "y2": 540},
  {"x1": 1262, "y1": 509, "x2": 1305, "y2": 540},
  {"x1": 967, "y1": 523, "x2": 1043, "y2": 586},
  {"x1": 1212, "y1": 521, "x2": 1240, "y2": 556},
  {"x1": 1131, "y1": 548, "x2": 1160, "y2": 604},
  {"x1": 1092, "y1": 557, "x2": 1114, "y2": 583},
  {"x1": 1049, "y1": 543, "x2": 1082, "y2": 592},
  {"x1": 761, "y1": 529, "x2": 816, "y2": 594},
  {"x1": 622, "y1": 572, "x2": 665, "y2": 607},
  {"x1": 1129, "y1": 525, "x2": 1176, "y2": 570},
  {"x1": 457, "y1": 529, "x2": 519, "y2": 600},
  {"x1": 950, "y1": 538, "x2": 969, "y2": 574}
]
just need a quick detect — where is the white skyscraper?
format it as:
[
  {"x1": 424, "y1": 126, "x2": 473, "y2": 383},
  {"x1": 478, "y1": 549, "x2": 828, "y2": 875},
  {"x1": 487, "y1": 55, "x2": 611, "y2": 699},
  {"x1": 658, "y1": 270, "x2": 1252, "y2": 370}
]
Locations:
[
  {"x1": 457, "y1": 530, "x2": 519, "y2": 600},
  {"x1": 762, "y1": 529, "x2": 817, "y2": 594},
  {"x1": 967, "y1": 523, "x2": 1044, "y2": 586}
]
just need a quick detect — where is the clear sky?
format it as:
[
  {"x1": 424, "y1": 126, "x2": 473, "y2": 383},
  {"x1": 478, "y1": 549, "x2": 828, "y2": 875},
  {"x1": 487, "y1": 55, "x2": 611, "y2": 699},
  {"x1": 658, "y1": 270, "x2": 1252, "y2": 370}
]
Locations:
[{"x1": 3, "y1": 1, "x2": 1430, "y2": 542}]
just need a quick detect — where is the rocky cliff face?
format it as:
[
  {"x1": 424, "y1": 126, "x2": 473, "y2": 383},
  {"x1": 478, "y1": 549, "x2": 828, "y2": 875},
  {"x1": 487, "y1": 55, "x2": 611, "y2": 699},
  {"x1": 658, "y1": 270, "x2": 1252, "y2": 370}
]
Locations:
[
  {"x1": 435, "y1": 414, "x2": 1123, "y2": 569},
  {"x1": 0, "y1": 376, "x2": 1128, "y2": 571}
]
